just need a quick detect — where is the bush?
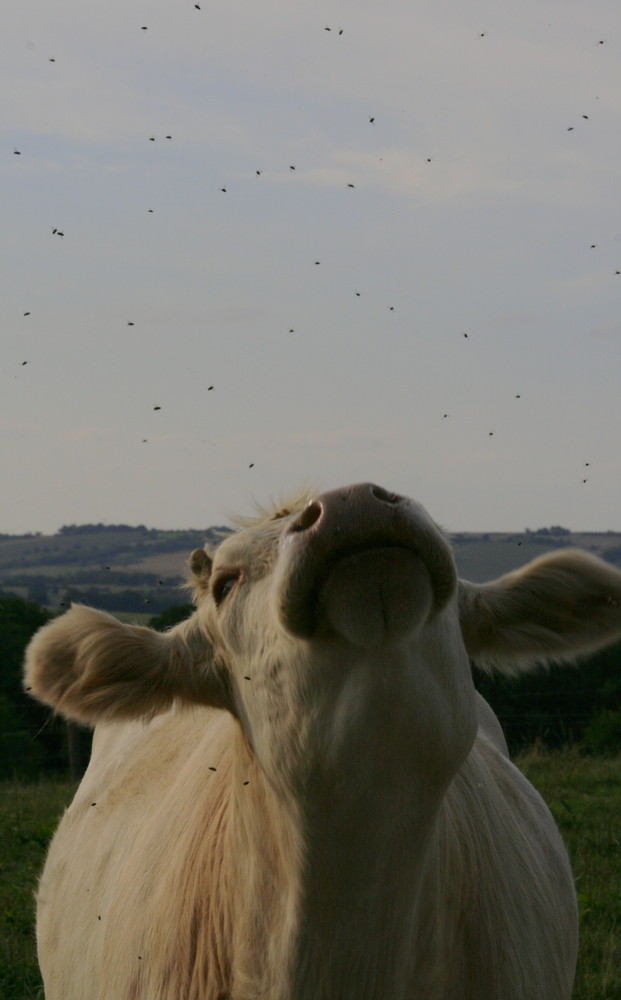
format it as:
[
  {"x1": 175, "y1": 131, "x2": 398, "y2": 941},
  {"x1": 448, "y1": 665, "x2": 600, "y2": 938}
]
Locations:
[
  {"x1": 149, "y1": 604, "x2": 194, "y2": 631},
  {"x1": 583, "y1": 709, "x2": 621, "y2": 755},
  {"x1": 0, "y1": 595, "x2": 70, "y2": 777},
  {"x1": 0, "y1": 694, "x2": 45, "y2": 778}
]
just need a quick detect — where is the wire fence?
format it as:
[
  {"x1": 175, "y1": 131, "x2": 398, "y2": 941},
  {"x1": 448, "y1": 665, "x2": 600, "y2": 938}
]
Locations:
[{"x1": 1, "y1": 687, "x2": 619, "y2": 741}]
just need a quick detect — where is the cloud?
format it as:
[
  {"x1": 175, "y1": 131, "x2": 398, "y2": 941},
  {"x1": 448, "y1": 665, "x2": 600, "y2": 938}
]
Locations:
[
  {"x1": 549, "y1": 266, "x2": 621, "y2": 303},
  {"x1": 61, "y1": 427, "x2": 114, "y2": 444}
]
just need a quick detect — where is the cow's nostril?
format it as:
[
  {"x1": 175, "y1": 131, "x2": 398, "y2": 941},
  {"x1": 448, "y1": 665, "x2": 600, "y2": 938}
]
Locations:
[
  {"x1": 370, "y1": 485, "x2": 401, "y2": 505},
  {"x1": 290, "y1": 500, "x2": 322, "y2": 533}
]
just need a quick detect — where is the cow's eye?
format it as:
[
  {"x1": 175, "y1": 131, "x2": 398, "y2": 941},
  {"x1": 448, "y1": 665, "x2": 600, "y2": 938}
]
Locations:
[{"x1": 212, "y1": 572, "x2": 240, "y2": 606}]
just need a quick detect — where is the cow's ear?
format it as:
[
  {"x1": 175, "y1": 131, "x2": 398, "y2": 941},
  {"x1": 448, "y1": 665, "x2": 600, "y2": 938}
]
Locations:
[
  {"x1": 23, "y1": 605, "x2": 233, "y2": 725},
  {"x1": 189, "y1": 548, "x2": 212, "y2": 596},
  {"x1": 458, "y1": 549, "x2": 621, "y2": 674}
]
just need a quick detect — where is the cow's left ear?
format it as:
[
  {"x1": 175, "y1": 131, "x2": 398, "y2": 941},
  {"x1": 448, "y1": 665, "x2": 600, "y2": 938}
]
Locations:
[
  {"x1": 458, "y1": 549, "x2": 621, "y2": 674},
  {"x1": 23, "y1": 604, "x2": 233, "y2": 725}
]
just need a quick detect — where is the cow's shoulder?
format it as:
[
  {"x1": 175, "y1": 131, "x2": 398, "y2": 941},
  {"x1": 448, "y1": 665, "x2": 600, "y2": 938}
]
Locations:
[
  {"x1": 80, "y1": 707, "x2": 229, "y2": 800},
  {"x1": 38, "y1": 707, "x2": 239, "y2": 996},
  {"x1": 421, "y1": 739, "x2": 578, "y2": 996}
]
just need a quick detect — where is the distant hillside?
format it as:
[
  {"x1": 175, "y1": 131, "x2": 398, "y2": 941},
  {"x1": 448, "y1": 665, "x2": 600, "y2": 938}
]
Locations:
[
  {"x1": 0, "y1": 523, "x2": 231, "y2": 615},
  {"x1": 1, "y1": 522, "x2": 620, "y2": 615},
  {"x1": 451, "y1": 528, "x2": 621, "y2": 582}
]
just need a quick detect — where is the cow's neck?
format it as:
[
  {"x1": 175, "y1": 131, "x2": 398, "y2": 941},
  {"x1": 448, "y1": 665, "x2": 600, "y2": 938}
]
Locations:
[
  {"x1": 228, "y1": 642, "x2": 475, "y2": 1000},
  {"x1": 290, "y1": 698, "x2": 455, "y2": 1000},
  {"x1": 291, "y1": 778, "x2": 442, "y2": 1000}
]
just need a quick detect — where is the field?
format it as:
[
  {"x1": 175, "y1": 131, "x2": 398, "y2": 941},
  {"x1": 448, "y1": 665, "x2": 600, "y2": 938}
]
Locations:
[
  {"x1": 0, "y1": 749, "x2": 619, "y2": 999},
  {"x1": 519, "y1": 748, "x2": 621, "y2": 999}
]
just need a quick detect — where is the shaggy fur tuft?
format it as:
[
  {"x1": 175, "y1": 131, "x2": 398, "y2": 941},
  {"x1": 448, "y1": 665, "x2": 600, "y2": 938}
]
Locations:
[{"x1": 230, "y1": 487, "x2": 316, "y2": 529}]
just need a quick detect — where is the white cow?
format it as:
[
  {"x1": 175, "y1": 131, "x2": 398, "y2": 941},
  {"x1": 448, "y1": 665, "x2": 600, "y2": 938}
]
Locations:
[{"x1": 25, "y1": 483, "x2": 621, "y2": 1000}]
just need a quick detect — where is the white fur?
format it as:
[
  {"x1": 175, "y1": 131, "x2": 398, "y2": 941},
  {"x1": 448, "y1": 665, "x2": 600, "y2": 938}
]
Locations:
[{"x1": 24, "y1": 491, "x2": 621, "y2": 1000}]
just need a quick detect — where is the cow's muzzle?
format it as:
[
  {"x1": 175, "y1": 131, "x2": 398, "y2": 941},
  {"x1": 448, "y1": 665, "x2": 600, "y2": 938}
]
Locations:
[{"x1": 276, "y1": 483, "x2": 457, "y2": 642}]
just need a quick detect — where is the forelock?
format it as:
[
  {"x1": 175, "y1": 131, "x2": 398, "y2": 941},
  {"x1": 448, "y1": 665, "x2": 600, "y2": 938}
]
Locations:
[{"x1": 231, "y1": 487, "x2": 316, "y2": 529}]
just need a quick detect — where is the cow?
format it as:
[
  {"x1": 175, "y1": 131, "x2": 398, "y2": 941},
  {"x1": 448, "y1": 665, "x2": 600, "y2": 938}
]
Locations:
[{"x1": 24, "y1": 483, "x2": 621, "y2": 1000}]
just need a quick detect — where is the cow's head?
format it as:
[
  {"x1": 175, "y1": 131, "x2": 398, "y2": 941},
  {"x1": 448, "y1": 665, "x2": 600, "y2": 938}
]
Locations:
[{"x1": 24, "y1": 483, "x2": 621, "y2": 792}]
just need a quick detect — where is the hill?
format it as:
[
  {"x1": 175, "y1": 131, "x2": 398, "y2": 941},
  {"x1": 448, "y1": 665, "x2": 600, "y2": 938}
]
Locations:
[
  {"x1": 450, "y1": 528, "x2": 621, "y2": 582},
  {"x1": 1, "y1": 522, "x2": 620, "y2": 615},
  {"x1": 0, "y1": 523, "x2": 230, "y2": 615}
]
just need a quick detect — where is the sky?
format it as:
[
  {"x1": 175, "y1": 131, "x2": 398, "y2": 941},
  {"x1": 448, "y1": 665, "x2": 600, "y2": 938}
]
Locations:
[{"x1": 2, "y1": 0, "x2": 620, "y2": 535}]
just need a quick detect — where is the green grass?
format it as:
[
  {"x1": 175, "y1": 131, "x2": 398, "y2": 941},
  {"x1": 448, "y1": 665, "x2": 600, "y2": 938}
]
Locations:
[
  {"x1": 0, "y1": 780, "x2": 76, "y2": 1000},
  {"x1": 1, "y1": 753, "x2": 619, "y2": 999},
  {"x1": 517, "y1": 747, "x2": 621, "y2": 1000}
]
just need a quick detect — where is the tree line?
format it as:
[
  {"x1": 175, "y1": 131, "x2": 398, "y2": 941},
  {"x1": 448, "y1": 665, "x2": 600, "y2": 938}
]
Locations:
[
  {"x1": 0, "y1": 525, "x2": 231, "y2": 572},
  {"x1": 0, "y1": 593, "x2": 619, "y2": 780}
]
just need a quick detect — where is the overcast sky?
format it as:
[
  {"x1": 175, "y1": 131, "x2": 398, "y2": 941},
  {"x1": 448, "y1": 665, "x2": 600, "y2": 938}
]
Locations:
[{"x1": 2, "y1": 0, "x2": 620, "y2": 535}]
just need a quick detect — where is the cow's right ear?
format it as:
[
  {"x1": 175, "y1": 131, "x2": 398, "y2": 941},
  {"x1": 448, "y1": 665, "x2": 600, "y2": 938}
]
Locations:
[
  {"x1": 189, "y1": 547, "x2": 213, "y2": 596},
  {"x1": 23, "y1": 605, "x2": 233, "y2": 725}
]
